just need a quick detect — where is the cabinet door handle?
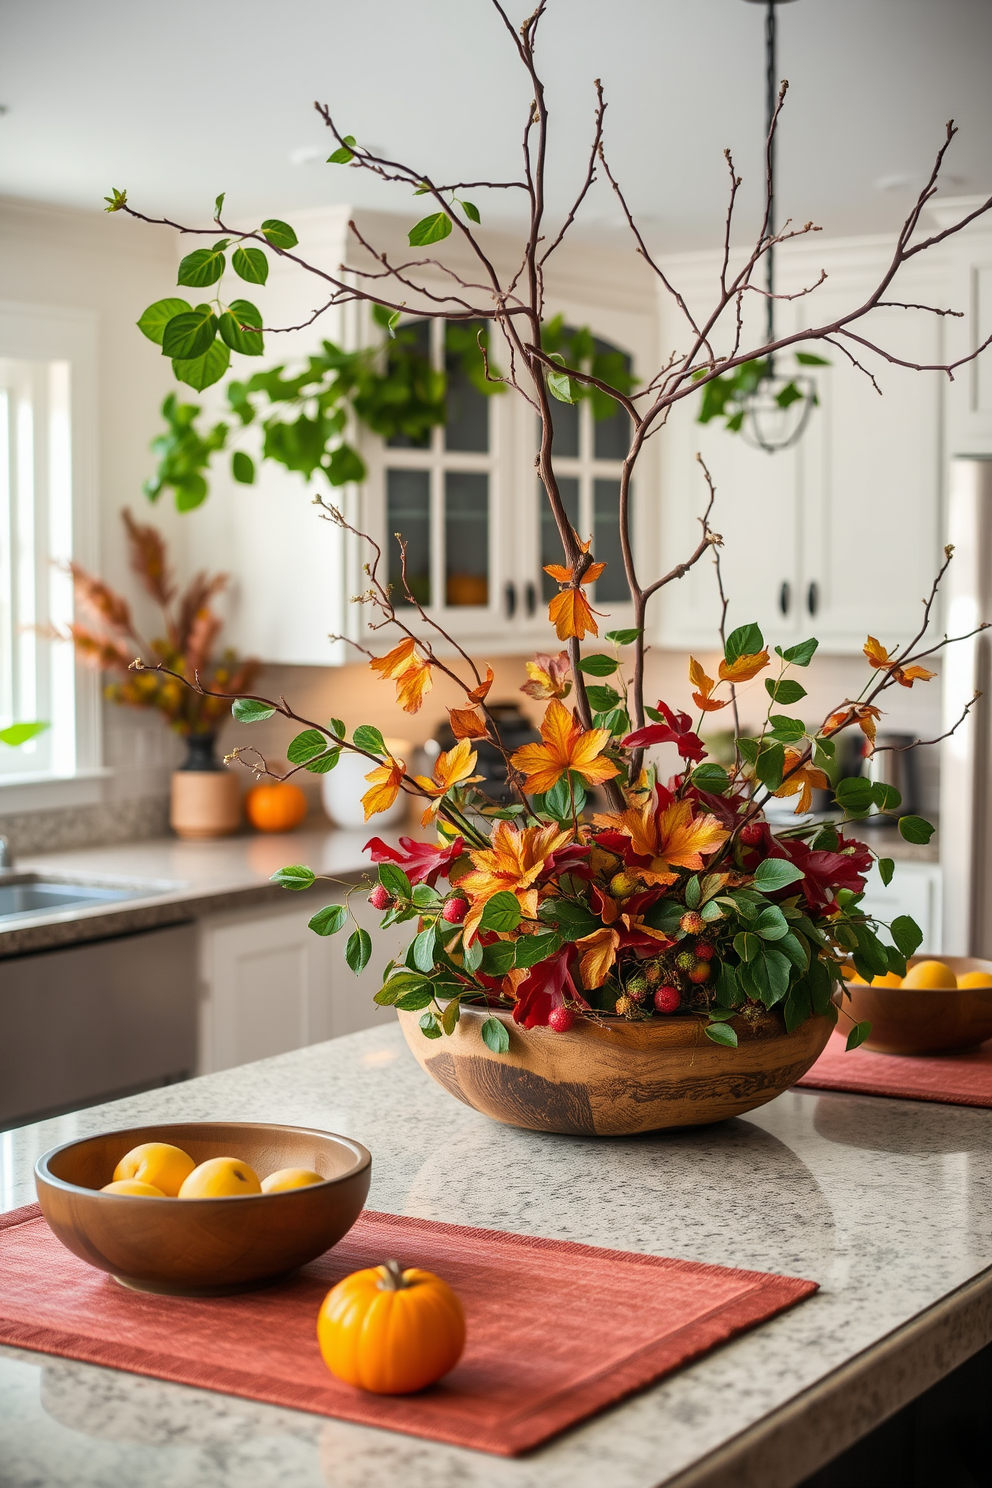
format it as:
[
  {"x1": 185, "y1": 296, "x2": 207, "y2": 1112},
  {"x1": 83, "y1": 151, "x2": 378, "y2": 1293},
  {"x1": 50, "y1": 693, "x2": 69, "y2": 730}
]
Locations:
[
  {"x1": 525, "y1": 581, "x2": 537, "y2": 617},
  {"x1": 504, "y1": 581, "x2": 517, "y2": 619},
  {"x1": 807, "y1": 581, "x2": 819, "y2": 617},
  {"x1": 779, "y1": 581, "x2": 791, "y2": 616}
]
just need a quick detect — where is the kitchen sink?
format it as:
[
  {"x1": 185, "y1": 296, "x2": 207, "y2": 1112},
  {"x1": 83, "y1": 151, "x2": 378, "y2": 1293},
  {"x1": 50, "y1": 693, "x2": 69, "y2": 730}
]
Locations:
[{"x1": 0, "y1": 877, "x2": 149, "y2": 921}]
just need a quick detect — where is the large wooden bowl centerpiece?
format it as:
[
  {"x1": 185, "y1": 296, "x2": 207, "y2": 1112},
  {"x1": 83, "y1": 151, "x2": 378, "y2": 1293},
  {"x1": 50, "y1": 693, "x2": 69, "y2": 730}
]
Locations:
[{"x1": 397, "y1": 1004, "x2": 834, "y2": 1136}]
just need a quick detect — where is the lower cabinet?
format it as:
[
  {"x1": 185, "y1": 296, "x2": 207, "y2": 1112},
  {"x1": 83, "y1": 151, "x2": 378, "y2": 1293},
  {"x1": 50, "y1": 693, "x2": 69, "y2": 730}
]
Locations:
[{"x1": 197, "y1": 892, "x2": 405, "y2": 1075}]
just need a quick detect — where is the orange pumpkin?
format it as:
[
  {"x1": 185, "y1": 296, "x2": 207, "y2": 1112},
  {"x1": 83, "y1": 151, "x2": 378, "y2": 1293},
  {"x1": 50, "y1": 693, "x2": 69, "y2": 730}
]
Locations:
[
  {"x1": 245, "y1": 781, "x2": 308, "y2": 833},
  {"x1": 316, "y1": 1259, "x2": 466, "y2": 1394}
]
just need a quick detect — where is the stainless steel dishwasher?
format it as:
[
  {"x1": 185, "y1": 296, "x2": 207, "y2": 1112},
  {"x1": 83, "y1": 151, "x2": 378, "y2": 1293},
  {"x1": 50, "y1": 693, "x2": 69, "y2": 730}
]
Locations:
[{"x1": 0, "y1": 921, "x2": 198, "y2": 1128}]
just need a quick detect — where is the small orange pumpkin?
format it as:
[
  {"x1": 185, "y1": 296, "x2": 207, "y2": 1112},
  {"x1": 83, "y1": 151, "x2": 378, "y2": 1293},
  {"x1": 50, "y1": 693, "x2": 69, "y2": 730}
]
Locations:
[
  {"x1": 316, "y1": 1259, "x2": 466, "y2": 1394},
  {"x1": 245, "y1": 781, "x2": 308, "y2": 833}
]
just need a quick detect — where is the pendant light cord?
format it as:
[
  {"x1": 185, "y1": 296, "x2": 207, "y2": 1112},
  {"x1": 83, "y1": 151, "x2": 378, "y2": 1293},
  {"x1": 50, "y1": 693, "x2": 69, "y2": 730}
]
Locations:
[{"x1": 765, "y1": 0, "x2": 777, "y2": 362}]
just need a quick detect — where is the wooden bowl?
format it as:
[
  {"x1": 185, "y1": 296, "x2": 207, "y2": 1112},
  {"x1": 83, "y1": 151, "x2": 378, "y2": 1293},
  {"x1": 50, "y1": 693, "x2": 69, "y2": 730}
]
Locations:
[
  {"x1": 844, "y1": 956, "x2": 992, "y2": 1055},
  {"x1": 398, "y1": 1004, "x2": 835, "y2": 1136},
  {"x1": 35, "y1": 1121, "x2": 371, "y2": 1296}
]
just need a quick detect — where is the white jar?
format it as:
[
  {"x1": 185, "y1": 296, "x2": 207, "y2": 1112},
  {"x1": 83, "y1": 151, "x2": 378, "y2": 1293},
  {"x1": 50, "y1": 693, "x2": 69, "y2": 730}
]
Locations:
[{"x1": 321, "y1": 737, "x2": 411, "y2": 830}]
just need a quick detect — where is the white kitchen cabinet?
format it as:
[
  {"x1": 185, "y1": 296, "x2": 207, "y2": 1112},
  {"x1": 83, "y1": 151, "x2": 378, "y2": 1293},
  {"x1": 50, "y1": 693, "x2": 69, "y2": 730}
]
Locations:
[
  {"x1": 655, "y1": 237, "x2": 945, "y2": 655},
  {"x1": 197, "y1": 890, "x2": 404, "y2": 1075},
  {"x1": 857, "y1": 858, "x2": 943, "y2": 956}
]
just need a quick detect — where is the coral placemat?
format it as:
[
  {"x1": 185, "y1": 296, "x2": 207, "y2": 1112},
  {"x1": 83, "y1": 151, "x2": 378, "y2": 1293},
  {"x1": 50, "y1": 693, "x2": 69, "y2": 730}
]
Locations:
[
  {"x1": 795, "y1": 1031, "x2": 992, "y2": 1107},
  {"x1": 0, "y1": 1204, "x2": 815, "y2": 1456}
]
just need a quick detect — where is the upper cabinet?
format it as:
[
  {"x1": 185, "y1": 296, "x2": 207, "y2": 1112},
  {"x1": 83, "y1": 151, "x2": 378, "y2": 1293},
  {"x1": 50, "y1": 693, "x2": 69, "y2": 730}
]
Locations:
[{"x1": 930, "y1": 196, "x2": 992, "y2": 459}]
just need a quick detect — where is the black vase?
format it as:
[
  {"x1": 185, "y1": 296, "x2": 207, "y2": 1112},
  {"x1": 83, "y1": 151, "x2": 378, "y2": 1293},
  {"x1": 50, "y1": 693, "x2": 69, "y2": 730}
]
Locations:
[{"x1": 179, "y1": 733, "x2": 222, "y2": 772}]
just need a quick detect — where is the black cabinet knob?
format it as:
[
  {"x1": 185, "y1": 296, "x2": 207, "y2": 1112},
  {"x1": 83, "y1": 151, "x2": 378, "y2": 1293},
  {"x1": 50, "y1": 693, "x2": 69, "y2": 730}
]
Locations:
[
  {"x1": 807, "y1": 581, "x2": 819, "y2": 616},
  {"x1": 504, "y1": 581, "x2": 517, "y2": 619},
  {"x1": 525, "y1": 581, "x2": 537, "y2": 617},
  {"x1": 779, "y1": 581, "x2": 791, "y2": 616}
]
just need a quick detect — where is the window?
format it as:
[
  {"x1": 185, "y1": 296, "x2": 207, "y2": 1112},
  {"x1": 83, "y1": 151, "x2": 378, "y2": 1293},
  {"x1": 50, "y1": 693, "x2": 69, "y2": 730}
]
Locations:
[
  {"x1": 384, "y1": 319, "x2": 494, "y2": 610},
  {"x1": 0, "y1": 304, "x2": 99, "y2": 791}
]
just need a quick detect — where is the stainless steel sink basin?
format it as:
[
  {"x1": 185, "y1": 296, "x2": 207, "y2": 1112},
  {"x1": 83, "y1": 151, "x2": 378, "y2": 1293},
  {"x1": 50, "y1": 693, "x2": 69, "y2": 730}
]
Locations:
[{"x1": 0, "y1": 878, "x2": 148, "y2": 921}]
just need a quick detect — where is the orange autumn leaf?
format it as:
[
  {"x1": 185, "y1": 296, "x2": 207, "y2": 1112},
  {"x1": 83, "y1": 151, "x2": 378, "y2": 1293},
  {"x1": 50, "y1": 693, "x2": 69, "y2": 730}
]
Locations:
[
  {"x1": 689, "y1": 655, "x2": 728, "y2": 713},
  {"x1": 509, "y1": 698, "x2": 620, "y2": 795},
  {"x1": 895, "y1": 664, "x2": 937, "y2": 687},
  {"x1": 467, "y1": 666, "x2": 495, "y2": 704},
  {"x1": 457, "y1": 819, "x2": 573, "y2": 942},
  {"x1": 548, "y1": 587, "x2": 598, "y2": 641},
  {"x1": 361, "y1": 756, "x2": 406, "y2": 821},
  {"x1": 772, "y1": 750, "x2": 830, "y2": 815},
  {"x1": 543, "y1": 561, "x2": 606, "y2": 586},
  {"x1": 825, "y1": 703, "x2": 881, "y2": 751},
  {"x1": 448, "y1": 706, "x2": 489, "y2": 740},
  {"x1": 863, "y1": 637, "x2": 936, "y2": 689},
  {"x1": 718, "y1": 650, "x2": 770, "y2": 683},
  {"x1": 413, "y1": 739, "x2": 484, "y2": 824},
  {"x1": 369, "y1": 636, "x2": 417, "y2": 679},
  {"x1": 593, "y1": 797, "x2": 729, "y2": 886},
  {"x1": 521, "y1": 651, "x2": 572, "y2": 701},
  {"x1": 575, "y1": 926, "x2": 620, "y2": 988},
  {"x1": 863, "y1": 636, "x2": 894, "y2": 670},
  {"x1": 369, "y1": 636, "x2": 434, "y2": 714}
]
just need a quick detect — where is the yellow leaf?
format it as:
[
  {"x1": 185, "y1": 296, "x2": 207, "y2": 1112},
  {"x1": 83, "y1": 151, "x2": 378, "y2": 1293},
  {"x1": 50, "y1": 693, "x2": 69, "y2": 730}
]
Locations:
[
  {"x1": 458, "y1": 819, "x2": 573, "y2": 942},
  {"x1": 718, "y1": 650, "x2": 770, "y2": 683},
  {"x1": 548, "y1": 587, "x2": 598, "y2": 641},
  {"x1": 361, "y1": 757, "x2": 406, "y2": 820},
  {"x1": 576, "y1": 926, "x2": 620, "y2": 988},
  {"x1": 863, "y1": 636, "x2": 893, "y2": 670},
  {"x1": 448, "y1": 706, "x2": 489, "y2": 740},
  {"x1": 509, "y1": 698, "x2": 619, "y2": 795}
]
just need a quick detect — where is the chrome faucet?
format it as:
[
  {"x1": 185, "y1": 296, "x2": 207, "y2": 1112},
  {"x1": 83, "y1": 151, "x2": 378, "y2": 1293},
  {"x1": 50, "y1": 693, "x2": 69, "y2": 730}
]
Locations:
[{"x1": 0, "y1": 836, "x2": 14, "y2": 871}]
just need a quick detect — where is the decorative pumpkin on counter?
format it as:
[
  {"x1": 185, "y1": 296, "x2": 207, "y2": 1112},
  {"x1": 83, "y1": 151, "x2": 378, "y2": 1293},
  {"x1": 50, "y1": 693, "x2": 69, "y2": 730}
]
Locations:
[
  {"x1": 245, "y1": 781, "x2": 308, "y2": 833},
  {"x1": 316, "y1": 1259, "x2": 466, "y2": 1394}
]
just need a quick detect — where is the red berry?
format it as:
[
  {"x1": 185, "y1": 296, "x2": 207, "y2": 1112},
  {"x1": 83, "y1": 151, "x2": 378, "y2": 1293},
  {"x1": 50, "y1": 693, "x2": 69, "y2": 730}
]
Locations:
[
  {"x1": 740, "y1": 822, "x2": 764, "y2": 846},
  {"x1": 442, "y1": 897, "x2": 468, "y2": 924},
  {"x1": 688, "y1": 961, "x2": 711, "y2": 985},
  {"x1": 680, "y1": 911, "x2": 704, "y2": 935},
  {"x1": 654, "y1": 985, "x2": 681, "y2": 1014},
  {"x1": 694, "y1": 940, "x2": 716, "y2": 961},
  {"x1": 368, "y1": 883, "x2": 393, "y2": 910},
  {"x1": 548, "y1": 1005, "x2": 575, "y2": 1033}
]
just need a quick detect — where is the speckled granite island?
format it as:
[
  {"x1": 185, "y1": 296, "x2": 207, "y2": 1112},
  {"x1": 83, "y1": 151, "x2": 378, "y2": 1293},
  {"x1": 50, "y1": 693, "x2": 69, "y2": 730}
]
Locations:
[{"x1": 2, "y1": 1024, "x2": 991, "y2": 1488}]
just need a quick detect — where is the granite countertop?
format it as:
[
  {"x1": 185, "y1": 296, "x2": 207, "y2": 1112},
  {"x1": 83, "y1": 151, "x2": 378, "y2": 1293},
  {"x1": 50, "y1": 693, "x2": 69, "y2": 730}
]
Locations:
[
  {"x1": 0, "y1": 828, "x2": 394, "y2": 958},
  {"x1": 2, "y1": 1026, "x2": 991, "y2": 1488}
]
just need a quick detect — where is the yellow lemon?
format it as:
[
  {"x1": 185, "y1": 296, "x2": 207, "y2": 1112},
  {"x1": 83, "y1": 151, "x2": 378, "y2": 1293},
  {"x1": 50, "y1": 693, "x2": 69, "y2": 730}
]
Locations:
[
  {"x1": 101, "y1": 1179, "x2": 166, "y2": 1197},
  {"x1": 178, "y1": 1157, "x2": 261, "y2": 1198},
  {"x1": 957, "y1": 970, "x2": 992, "y2": 988},
  {"x1": 261, "y1": 1167, "x2": 324, "y2": 1193},
  {"x1": 113, "y1": 1142, "x2": 195, "y2": 1197},
  {"x1": 857, "y1": 971, "x2": 902, "y2": 988},
  {"x1": 902, "y1": 959, "x2": 957, "y2": 990}
]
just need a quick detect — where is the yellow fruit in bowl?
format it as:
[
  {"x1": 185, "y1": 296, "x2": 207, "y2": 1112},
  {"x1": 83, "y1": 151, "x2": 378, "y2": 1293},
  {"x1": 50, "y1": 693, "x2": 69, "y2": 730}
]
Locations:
[
  {"x1": 101, "y1": 1179, "x2": 166, "y2": 1197},
  {"x1": 902, "y1": 959, "x2": 957, "y2": 989},
  {"x1": 859, "y1": 971, "x2": 903, "y2": 988},
  {"x1": 261, "y1": 1167, "x2": 325, "y2": 1193},
  {"x1": 957, "y1": 970, "x2": 992, "y2": 988},
  {"x1": 113, "y1": 1142, "x2": 195, "y2": 1197},
  {"x1": 178, "y1": 1157, "x2": 262, "y2": 1198}
]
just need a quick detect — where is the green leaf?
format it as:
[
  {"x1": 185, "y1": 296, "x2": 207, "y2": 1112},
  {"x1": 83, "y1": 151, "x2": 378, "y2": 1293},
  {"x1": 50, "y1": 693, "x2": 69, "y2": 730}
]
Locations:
[
  {"x1": 835, "y1": 776, "x2": 874, "y2": 813},
  {"x1": 481, "y1": 1015, "x2": 510, "y2": 1054},
  {"x1": 177, "y1": 242, "x2": 229, "y2": 288},
  {"x1": 162, "y1": 307, "x2": 218, "y2": 361},
  {"x1": 767, "y1": 715, "x2": 806, "y2": 743},
  {"x1": 753, "y1": 858, "x2": 805, "y2": 892},
  {"x1": 260, "y1": 219, "x2": 299, "y2": 250},
  {"x1": 514, "y1": 933, "x2": 560, "y2": 969},
  {"x1": 328, "y1": 718, "x2": 346, "y2": 741},
  {"x1": 419, "y1": 1012, "x2": 443, "y2": 1039},
  {"x1": 725, "y1": 622, "x2": 763, "y2": 664},
  {"x1": 461, "y1": 200, "x2": 481, "y2": 224},
  {"x1": 378, "y1": 862, "x2": 412, "y2": 900},
  {"x1": 691, "y1": 763, "x2": 731, "y2": 793},
  {"x1": 231, "y1": 450, "x2": 255, "y2": 484},
  {"x1": 480, "y1": 891, "x2": 523, "y2": 933},
  {"x1": 795, "y1": 351, "x2": 830, "y2": 366},
  {"x1": 705, "y1": 1022, "x2": 739, "y2": 1048},
  {"x1": 878, "y1": 857, "x2": 895, "y2": 887},
  {"x1": 576, "y1": 654, "x2": 617, "y2": 676},
  {"x1": 137, "y1": 297, "x2": 192, "y2": 346},
  {"x1": 214, "y1": 192, "x2": 226, "y2": 219},
  {"x1": 287, "y1": 728, "x2": 333, "y2": 764},
  {"x1": 753, "y1": 904, "x2": 790, "y2": 941},
  {"x1": 776, "y1": 380, "x2": 803, "y2": 409},
  {"x1": 353, "y1": 724, "x2": 386, "y2": 755},
  {"x1": 538, "y1": 899, "x2": 600, "y2": 939},
  {"x1": 891, "y1": 914, "x2": 924, "y2": 957},
  {"x1": 871, "y1": 781, "x2": 902, "y2": 812},
  {"x1": 412, "y1": 925, "x2": 437, "y2": 972},
  {"x1": 778, "y1": 931, "x2": 810, "y2": 972},
  {"x1": 755, "y1": 742, "x2": 785, "y2": 792},
  {"x1": 605, "y1": 628, "x2": 641, "y2": 645},
  {"x1": 776, "y1": 637, "x2": 819, "y2": 666},
  {"x1": 308, "y1": 903, "x2": 347, "y2": 935},
  {"x1": 408, "y1": 212, "x2": 452, "y2": 246},
  {"x1": 684, "y1": 875, "x2": 701, "y2": 910},
  {"x1": 270, "y1": 863, "x2": 316, "y2": 890},
  {"x1": 324, "y1": 442, "x2": 366, "y2": 485},
  {"x1": 541, "y1": 774, "x2": 586, "y2": 822},
  {"x1": 441, "y1": 997, "x2": 462, "y2": 1034},
  {"x1": 734, "y1": 930, "x2": 760, "y2": 962},
  {"x1": 886, "y1": 945, "x2": 907, "y2": 977},
  {"x1": 218, "y1": 300, "x2": 264, "y2": 356},
  {"x1": 481, "y1": 940, "x2": 516, "y2": 976},
  {"x1": 0, "y1": 720, "x2": 47, "y2": 746},
  {"x1": 231, "y1": 697, "x2": 275, "y2": 723},
  {"x1": 327, "y1": 135, "x2": 356, "y2": 165},
  {"x1": 344, "y1": 927, "x2": 372, "y2": 974},
  {"x1": 395, "y1": 986, "x2": 434, "y2": 1011},
  {"x1": 846, "y1": 1019, "x2": 872, "y2": 1051},
  {"x1": 305, "y1": 748, "x2": 340, "y2": 775},
  {"x1": 757, "y1": 946, "x2": 792, "y2": 1004},
  {"x1": 898, "y1": 815, "x2": 935, "y2": 845},
  {"x1": 172, "y1": 339, "x2": 230, "y2": 391},
  {"x1": 765, "y1": 678, "x2": 807, "y2": 705},
  {"x1": 585, "y1": 684, "x2": 621, "y2": 712},
  {"x1": 232, "y1": 245, "x2": 269, "y2": 285}
]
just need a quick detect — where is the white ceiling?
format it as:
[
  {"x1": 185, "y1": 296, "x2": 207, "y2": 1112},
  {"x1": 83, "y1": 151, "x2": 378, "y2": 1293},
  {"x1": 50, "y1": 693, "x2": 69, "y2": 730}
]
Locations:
[{"x1": 1, "y1": 0, "x2": 990, "y2": 251}]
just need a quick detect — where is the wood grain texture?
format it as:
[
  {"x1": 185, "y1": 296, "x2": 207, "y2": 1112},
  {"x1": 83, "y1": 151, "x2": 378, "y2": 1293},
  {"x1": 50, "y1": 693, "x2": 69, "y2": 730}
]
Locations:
[
  {"x1": 845, "y1": 956, "x2": 992, "y2": 1055},
  {"x1": 398, "y1": 1007, "x2": 835, "y2": 1136},
  {"x1": 34, "y1": 1122, "x2": 370, "y2": 1295}
]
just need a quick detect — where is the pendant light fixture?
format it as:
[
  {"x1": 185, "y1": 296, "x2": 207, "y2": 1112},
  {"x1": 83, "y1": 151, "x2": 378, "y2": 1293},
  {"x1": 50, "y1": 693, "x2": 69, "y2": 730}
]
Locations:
[{"x1": 739, "y1": 0, "x2": 818, "y2": 453}]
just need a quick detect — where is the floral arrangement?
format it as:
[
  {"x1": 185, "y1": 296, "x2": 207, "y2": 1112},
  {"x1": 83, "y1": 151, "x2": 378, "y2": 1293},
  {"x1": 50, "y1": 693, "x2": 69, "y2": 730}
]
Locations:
[{"x1": 67, "y1": 510, "x2": 258, "y2": 737}]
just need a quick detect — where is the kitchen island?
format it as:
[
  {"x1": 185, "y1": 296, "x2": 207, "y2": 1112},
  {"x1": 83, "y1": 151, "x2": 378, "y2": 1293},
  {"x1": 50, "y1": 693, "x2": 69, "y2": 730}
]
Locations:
[{"x1": 2, "y1": 1022, "x2": 991, "y2": 1488}]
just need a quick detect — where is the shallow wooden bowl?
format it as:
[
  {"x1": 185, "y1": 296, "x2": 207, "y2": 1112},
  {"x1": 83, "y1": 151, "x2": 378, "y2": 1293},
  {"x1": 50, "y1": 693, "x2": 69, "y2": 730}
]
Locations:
[
  {"x1": 35, "y1": 1121, "x2": 371, "y2": 1296},
  {"x1": 398, "y1": 1004, "x2": 835, "y2": 1136},
  {"x1": 844, "y1": 956, "x2": 992, "y2": 1055}
]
